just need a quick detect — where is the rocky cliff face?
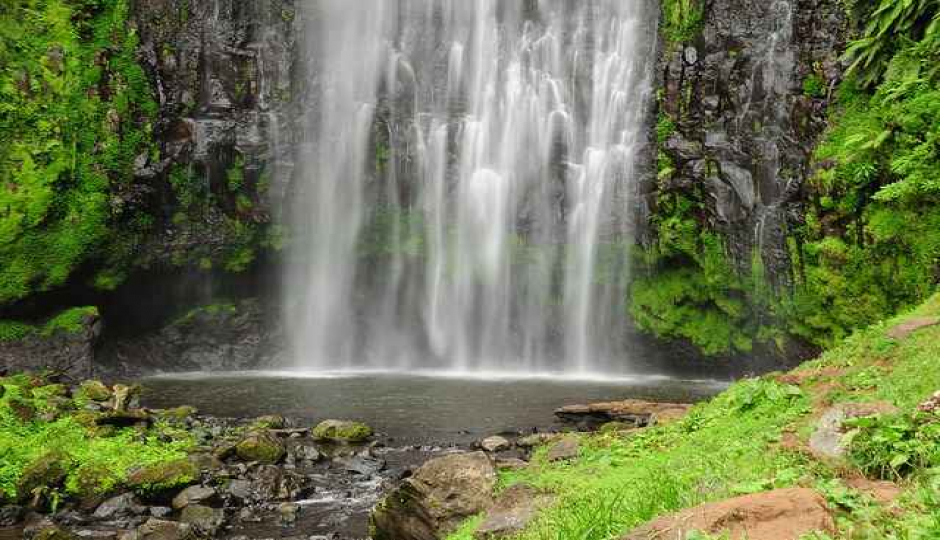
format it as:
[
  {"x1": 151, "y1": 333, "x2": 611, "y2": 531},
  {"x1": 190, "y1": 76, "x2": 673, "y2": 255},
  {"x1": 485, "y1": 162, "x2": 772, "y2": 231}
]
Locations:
[
  {"x1": 655, "y1": 0, "x2": 845, "y2": 284},
  {"x1": 131, "y1": 0, "x2": 297, "y2": 262},
  {"x1": 630, "y1": 0, "x2": 847, "y2": 362}
]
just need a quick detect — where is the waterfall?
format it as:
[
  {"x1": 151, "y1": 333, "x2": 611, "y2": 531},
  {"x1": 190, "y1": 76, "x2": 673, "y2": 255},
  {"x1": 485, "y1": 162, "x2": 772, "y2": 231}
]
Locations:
[{"x1": 284, "y1": 0, "x2": 656, "y2": 374}]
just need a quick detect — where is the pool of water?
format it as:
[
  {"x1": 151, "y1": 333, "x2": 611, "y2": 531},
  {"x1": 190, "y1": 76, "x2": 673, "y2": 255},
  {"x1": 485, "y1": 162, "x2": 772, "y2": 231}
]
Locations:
[{"x1": 142, "y1": 370, "x2": 728, "y2": 444}]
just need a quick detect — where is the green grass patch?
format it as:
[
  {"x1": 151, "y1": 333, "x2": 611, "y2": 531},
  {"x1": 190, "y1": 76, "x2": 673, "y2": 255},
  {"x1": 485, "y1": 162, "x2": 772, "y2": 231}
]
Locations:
[{"x1": 449, "y1": 293, "x2": 940, "y2": 540}]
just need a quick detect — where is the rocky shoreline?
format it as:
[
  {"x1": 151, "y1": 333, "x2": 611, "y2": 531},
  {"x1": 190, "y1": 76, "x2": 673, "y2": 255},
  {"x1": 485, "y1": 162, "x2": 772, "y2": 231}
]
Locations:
[{"x1": 0, "y1": 373, "x2": 694, "y2": 540}]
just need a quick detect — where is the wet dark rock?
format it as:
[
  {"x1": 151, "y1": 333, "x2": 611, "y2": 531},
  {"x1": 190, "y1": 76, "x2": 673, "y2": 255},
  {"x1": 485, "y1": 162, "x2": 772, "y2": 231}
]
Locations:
[
  {"x1": 170, "y1": 486, "x2": 216, "y2": 510},
  {"x1": 371, "y1": 451, "x2": 497, "y2": 540},
  {"x1": 0, "y1": 504, "x2": 24, "y2": 526},
  {"x1": 235, "y1": 430, "x2": 286, "y2": 464},
  {"x1": 545, "y1": 437, "x2": 580, "y2": 462},
  {"x1": 335, "y1": 455, "x2": 386, "y2": 476},
  {"x1": 93, "y1": 494, "x2": 146, "y2": 520},
  {"x1": 292, "y1": 443, "x2": 322, "y2": 463},
  {"x1": 95, "y1": 410, "x2": 152, "y2": 428}
]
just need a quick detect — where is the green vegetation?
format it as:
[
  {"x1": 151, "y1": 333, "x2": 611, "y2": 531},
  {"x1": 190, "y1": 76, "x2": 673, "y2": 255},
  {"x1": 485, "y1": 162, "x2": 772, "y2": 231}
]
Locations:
[
  {"x1": 449, "y1": 293, "x2": 940, "y2": 539},
  {"x1": 0, "y1": 374, "x2": 195, "y2": 506},
  {"x1": 0, "y1": 0, "x2": 157, "y2": 304},
  {"x1": 638, "y1": 0, "x2": 940, "y2": 356},
  {"x1": 0, "y1": 306, "x2": 97, "y2": 342},
  {"x1": 660, "y1": 0, "x2": 704, "y2": 48}
]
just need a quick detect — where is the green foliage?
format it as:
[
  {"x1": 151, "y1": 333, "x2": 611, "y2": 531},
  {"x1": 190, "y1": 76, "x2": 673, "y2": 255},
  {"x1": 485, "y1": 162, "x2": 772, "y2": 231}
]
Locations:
[
  {"x1": 41, "y1": 306, "x2": 97, "y2": 335},
  {"x1": 803, "y1": 73, "x2": 827, "y2": 98},
  {"x1": 0, "y1": 376, "x2": 194, "y2": 503},
  {"x1": 0, "y1": 305, "x2": 96, "y2": 342},
  {"x1": 842, "y1": 0, "x2": 940, "y2": 88},
  {"x1": 787, "y1": 26, "x2": 940, "y2": 348},
  {"x1": 661, "y1": 0, "x2": 704, "y2": 47},
  {"x1": 0, "y1": 0, "x2": 158, "y2": 304},
  {"x1": 847, "y1": 411, "x2": 940, "y2": 480}
]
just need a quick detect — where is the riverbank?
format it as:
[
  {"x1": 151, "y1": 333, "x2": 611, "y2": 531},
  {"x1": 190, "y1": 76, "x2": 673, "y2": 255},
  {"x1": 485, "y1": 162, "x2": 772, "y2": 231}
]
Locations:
[{"x1": 438, "y1": 293, "x2": 940, "y2": 539}]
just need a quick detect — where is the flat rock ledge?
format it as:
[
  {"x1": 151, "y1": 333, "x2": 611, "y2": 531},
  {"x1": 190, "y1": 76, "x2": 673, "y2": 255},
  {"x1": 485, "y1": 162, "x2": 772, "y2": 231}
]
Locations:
[
  {"x1": 555, "y1": 400, "x2": 692, "y2": 430},
  {"x1": 622, "y1": 488, "x2": 836, "y2": 540}
]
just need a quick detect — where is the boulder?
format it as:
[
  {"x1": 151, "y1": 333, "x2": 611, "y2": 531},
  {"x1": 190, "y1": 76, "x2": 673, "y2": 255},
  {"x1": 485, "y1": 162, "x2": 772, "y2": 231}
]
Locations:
[
  {"x1": 480, "y1": 436, "x2": 511, "y2": 453},
  {"x1": 474, "y1": 484, "x2": 550, "y2": 539},
  {"x1": 126, "y1": 459, "x2": 198, "y2": 495},
  {"x1": 179, "y1": 505, "x2": 224, "y2": 536},
  {"x1": 78, "y1": 380, "x2": 112, "y2": 402},
  {"x1": 17, "y1": 451, "x2": 70, "y2": 503},
  {"x1": 809, "y1": 402, "x2": 899, "y2": 459},
  {"x1": 312, "y1": 419, "x2": 373, "y2": 443},
  {"x1": 622, "y1": 488, "x2": 835, "y2": 540},
  {"x1": 545, "y1": 437, "x2": 580, "y2": 462},
  {"x1": 93, "y1": 493, "x2": 146, "y2": 519},
  {"x1": 555, "y1": 400, "x2": 691, "y2": 430},
  {"x1": 371, "y1": 451, "x2": 497, "y2": 540},
  {"x1": 133, "y1": 518, "x2": 196, "y2": 540},
  {"x1": 235, "y1": 431, "x2": 286, "y2": 464},
  {"x1": 171, "y1": 486, "x2": 217, "y2": 510}
]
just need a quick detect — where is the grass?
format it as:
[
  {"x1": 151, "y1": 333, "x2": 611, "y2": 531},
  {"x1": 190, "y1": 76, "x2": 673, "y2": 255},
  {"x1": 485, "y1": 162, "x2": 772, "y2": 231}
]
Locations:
[{"x1": 449, "y1": 292, "x2": 940, "y2": 540}]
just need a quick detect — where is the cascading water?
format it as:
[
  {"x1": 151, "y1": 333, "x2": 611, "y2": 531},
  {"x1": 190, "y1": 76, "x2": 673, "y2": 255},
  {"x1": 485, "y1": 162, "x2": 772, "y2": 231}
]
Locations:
[{"x1": 284, "y1": 0, "x2": 656, "y2": 374}]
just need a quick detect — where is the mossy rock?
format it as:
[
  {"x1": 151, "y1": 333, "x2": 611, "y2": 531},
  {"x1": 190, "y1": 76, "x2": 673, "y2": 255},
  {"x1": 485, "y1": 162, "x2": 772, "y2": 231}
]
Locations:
[
  {"x1": 312, "y1": 420, "x2": 373, "y2": 443},
  {"x1": 17, "y1": 450, "x2": 71, "y2": 503},
  {"x1": 69, "y1": 463, "x2": 121, "y2": 509},
  {"x1": 77, "y1": 380, "x2": 111, "y2": 402},
  {"x1": 7, "y1": 395, "x2": 37, "y2": 422},
  {"x1": 126, "y1": 459, "x2": 198, "y2": 495},
  {"x1": 235, "y1": 431, "x2": 286, "y2": 464},
  {"x1": 253, "y1": 414, "x2": 286, "y2": 429},
  {"x1": 35, "y1": 384, "x2": 69, "y2": 398},
  {"x1": 158, "y1": 406, "x2": 198, "y2": 422},
  {"x1": 34, "y1": 526, "x2": 77, "y2": 540}
]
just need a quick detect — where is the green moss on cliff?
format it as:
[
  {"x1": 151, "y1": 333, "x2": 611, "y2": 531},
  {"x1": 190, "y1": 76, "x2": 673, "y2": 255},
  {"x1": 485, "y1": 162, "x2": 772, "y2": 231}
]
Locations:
[
  {"x1": 639, "y1": 1, "x2": 940, "y2": 357},
  {"x1": 0, "y1": 0, "x2": 157, "y2": 305},
  {"x1": 0, "y1": 306, "x2": 97, "y2": 343}
]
